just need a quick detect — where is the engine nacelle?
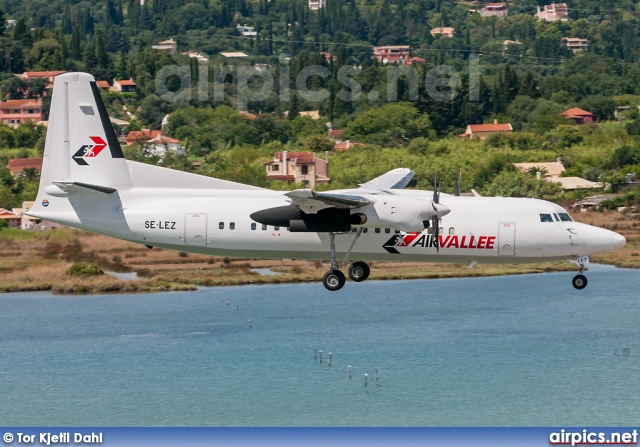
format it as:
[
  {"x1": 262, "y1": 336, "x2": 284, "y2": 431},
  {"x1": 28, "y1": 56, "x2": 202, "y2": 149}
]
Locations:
[{"x1": 351, "y1": 196, "x2": 450, "y2": 233}]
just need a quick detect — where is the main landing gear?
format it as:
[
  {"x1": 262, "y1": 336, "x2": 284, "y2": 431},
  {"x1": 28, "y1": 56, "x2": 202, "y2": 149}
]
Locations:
[
  {"x1": 322, "y1": 230, "x2": 370, "y2": 291},
  {"x1": 572, "y1": 262, "x2": 588, "y2": 290}
]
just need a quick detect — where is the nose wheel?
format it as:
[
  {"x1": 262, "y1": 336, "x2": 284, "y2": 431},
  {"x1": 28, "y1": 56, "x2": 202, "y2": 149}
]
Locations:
[
  {"x1": 572, "y1": 274, "x2": 588, "y2": 289},
  {"x1": 572, "y1": 263, "x2": 588, "y2": 290}
]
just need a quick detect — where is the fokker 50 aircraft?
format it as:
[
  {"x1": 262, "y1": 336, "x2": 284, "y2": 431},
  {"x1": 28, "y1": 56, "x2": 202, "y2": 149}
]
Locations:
[{"x1": 28, "y1": 73, "x2": 626, "y2": 291}]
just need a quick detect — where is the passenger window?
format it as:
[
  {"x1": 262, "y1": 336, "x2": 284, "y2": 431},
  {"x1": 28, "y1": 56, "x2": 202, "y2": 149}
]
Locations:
[
  {"x1": 262, "y1": 224, "x2": 267, "y2": 230},
  {"x1": 449, "y1": 227, "x2": 455, "y2": 235},
  {"x1": 230, "y1": 222, "x2": 235, "y2": 230},
  {"x1": 274, "y1": 226, "x2": 280, "y2": 230},
  {"x1": 540, "y1": 214, "x2": 553, "y2": 223},
  {"x1": 395, "y1": 230, "x2": 401, "y2": 234},
  {"x1": 385, "y1": 228, "x2": 391, "y2": 234},
  {"x1": 251, "y1": 223, "x2": 256, "y2": 230},
  {"x1": 558, "y1": 213, "x2": 573, "y2": 222},
  {"x1": 363, "y1": 228, "x2": 368, "y2": 233},
  {"x1": 219, "y1": 222, "x2": 224, "y2": 230},
  {"x1": 375, "y1": 228, "x2": 381, "y2": 233}
]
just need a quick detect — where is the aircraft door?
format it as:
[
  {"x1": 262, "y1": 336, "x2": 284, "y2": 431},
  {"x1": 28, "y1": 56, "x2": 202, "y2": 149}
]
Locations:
[
  {"x1": 185, "y1": 214, "x2": 207, "y2": 247},
  {"x1": 498, "y1": 222, "x2": 516, "y2": 256}
]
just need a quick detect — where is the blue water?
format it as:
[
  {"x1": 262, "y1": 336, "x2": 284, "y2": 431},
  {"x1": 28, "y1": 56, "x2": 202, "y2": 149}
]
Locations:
[{"x1": 1, "y1": 264, "x2": 639, "y2": 426}]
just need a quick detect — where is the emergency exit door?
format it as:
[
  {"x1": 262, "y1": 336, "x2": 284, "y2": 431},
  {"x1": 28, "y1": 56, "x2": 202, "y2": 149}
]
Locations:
[
  {"x1": 498, "y1": 222, "x2": 516, "y2": 256},
  {"x1": 185, "y1": 214, "x2": 207, "y2": 247}
]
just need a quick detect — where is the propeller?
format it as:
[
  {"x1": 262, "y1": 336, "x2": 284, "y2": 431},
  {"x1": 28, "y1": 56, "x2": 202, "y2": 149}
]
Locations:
[{"x1": 432, "y1": 174, "x2": 440, "y2": 253}]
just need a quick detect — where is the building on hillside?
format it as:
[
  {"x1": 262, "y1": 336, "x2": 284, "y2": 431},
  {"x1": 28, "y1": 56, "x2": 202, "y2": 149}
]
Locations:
[
  {"x1": 125, "y1": 130, "x2": 163, "y2": 145},
  {"x1": 513, "y1": 159, "x2": 566, "y2": 178},
  {"x1": 430, "y1": 27, "x2": 456, "y2": 38},
  {"x1": 535, "y1": 3, "x2": 569, "y2": 21},
  {"x1": 406, "y1": 57, "x2": 426, "y2": 66},
  {"x1": 328, "y1": 129, "x2": 344, "y2": 143},
  {"x1": 181, "y1": 51, "x2": 209, "y2": 63},
  {"x1": 239, "y1": 110, "x2": 258, "y2": 120},
  {"x1": 562, "y1": 37, "x2": 588, "y2": 53},
  {"x1": 334, "y1": 140, "x2": 364, "y2": 151},
  {"x1": 19, "y1": 71, "x2": 66, "y2": 88},
  {"x1": 111, "y1": 79, "x2": 137, "y2": 93},
  {"x1": 265, "y1": 151, "x2": 329, "y2": 188},
  {"x1": 144, "y1": 134, "x2": 182, "y2": 157},
  {"x1": 0, "y1": 99, "x2": 44, "y2": 127},
  {"x1": 0, "y1": 208, "x2": 21, "y2": 228},
  {"x1": 514, "y1": 160, "x2": 601, "y2": 191},
  {"x1": 6, "y1": 19, "x2": 17, "y2": 27},
  {"x1": 559, "y1": 107, "x2": 598, "y2": 124},
  {"x1": 7, "y1": 158, "x2": 43, "y2": 177},
  {"x1": 320, "y1": 51, "x2": 336, "y2": 62},
  {"x1": 95, "y1": 80, "x2": 111, "y2": 91},
  {"x1": 308, "y1": 0, "x2": 326, "y2": 10},
  {"x1": 221, "y1": 51, "x2": 249, "y2": 58},
  {"x1": 372, "y1": 46, "x2": 411, "y2": 64},
  {"x1": 299, "y1": 110, "x2": 321, "y2": 120},
  {"x1": 459, "y1": 121, "x2": 513, "y2": 140},
  {"x1": 236, "y1": 24, "x2": 257, "y2": 37},
  {"x1": 18, "y1": 201, "x2": 62, "y2": 231},
  {"x1": 151, "y1": 38, "x2": 178, "y2": 53},
  {"x1": 478, "y1": 3, "x2": 508, "y2": 17}
]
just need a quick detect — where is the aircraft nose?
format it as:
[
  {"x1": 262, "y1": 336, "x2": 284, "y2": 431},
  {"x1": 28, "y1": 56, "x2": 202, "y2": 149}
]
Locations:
[{"x1": 611, "y1": 233, "x2": 626, "y2": 249}]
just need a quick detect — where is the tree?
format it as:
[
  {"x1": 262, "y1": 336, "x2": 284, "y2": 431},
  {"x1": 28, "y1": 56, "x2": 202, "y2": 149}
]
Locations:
[{"x1": 305, "y1": 134, "x2": 335, "y2": 153}]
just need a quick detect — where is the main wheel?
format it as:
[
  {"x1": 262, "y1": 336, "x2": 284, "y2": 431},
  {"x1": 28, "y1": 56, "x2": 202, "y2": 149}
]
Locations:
[
  {"x1": 348, "y1": 261, "x2": 370, "y2": 282},
  {"x1": 572, "y1": 274, "x2": 588, "y2": 290},
  {"x1": 323, "y1": 270, "x2": 346, "y2": 291}
]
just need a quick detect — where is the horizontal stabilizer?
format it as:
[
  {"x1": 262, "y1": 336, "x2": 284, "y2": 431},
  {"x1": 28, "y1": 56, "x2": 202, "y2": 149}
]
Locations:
[{"x1": 53, "y1": 181, "x2": 117, "y2": 194}]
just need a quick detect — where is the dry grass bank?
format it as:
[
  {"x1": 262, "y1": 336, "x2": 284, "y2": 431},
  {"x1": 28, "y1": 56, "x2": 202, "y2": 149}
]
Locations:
[{"x1": 0, "y1": 208, "x2": 634, "y2": 294}]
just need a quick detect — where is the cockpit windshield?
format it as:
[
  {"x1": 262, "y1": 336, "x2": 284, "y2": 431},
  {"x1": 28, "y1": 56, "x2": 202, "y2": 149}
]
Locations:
[{"x1": 558, "y1": 212, "x2": 573, "y2": 222}]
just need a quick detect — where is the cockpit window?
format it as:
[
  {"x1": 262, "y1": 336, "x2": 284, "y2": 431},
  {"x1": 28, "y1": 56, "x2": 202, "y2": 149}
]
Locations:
[
  {"x1": 540, "y1": 213, "x2": 554, "y2": 222},
  {"x1": 558, "y1": 212, "x2": 573, "y2": 222},
  {"x1": 553, "y1": 213, "x2": 559, "y2": 221}
]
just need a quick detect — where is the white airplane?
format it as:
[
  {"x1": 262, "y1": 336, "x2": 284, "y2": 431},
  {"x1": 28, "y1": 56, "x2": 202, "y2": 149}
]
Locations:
[{"x1": 28, "y1": 73, "x2": 626, "y2": 291}]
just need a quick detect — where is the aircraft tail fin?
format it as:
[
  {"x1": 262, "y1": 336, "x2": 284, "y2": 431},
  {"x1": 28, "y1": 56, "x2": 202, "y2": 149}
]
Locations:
[{"x1": 39, "y1": 72, "x2": 131, "y2": 192}]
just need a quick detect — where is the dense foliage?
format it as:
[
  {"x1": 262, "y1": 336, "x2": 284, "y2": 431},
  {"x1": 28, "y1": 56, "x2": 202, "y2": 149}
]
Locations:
[{"x1": 1, "y1": 0, "x2": 640, "y2": 206}]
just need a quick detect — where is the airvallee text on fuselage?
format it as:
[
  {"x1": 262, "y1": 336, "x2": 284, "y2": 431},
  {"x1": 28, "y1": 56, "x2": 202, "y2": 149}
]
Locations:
[{"x1": 28, "y1": 73, "x2": 626, "y2": 291}]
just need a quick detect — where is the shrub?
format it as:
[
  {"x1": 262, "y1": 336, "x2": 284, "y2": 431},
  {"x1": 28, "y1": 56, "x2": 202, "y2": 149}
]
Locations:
[{"x1": 67, "y1": 263, "x2": 104, "y2": 277}]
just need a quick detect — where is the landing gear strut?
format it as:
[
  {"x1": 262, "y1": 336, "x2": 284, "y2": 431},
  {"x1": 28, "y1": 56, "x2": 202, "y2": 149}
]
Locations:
[
  {"x1": 322, "y1": 230, "x2": 369, "y2": 291},
  {"x1": 572, "y1": 263, "x2": 588, "y2": 290}
]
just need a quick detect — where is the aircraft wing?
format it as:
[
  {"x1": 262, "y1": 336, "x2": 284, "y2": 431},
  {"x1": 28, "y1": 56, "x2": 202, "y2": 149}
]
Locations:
[
  {"x1": 358, "y1": 168, "x2": 415, "y2": 190},
  {"x1": 285, "y1": 189, "x2": 371, "y2": 213}
]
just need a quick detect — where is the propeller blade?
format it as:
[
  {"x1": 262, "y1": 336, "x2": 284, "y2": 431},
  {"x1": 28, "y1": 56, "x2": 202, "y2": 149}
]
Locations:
[{"x1": 432, "y1": 215, "x2": 439, "y2": 253}]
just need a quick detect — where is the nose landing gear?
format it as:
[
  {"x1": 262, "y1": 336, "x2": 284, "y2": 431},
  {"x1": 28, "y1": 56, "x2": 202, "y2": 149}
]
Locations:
[{"x1": 572, "y1": 261, "x2": 588, "y2": 290}]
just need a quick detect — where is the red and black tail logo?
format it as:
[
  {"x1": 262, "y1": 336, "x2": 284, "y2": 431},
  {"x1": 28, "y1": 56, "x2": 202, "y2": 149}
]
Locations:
[
  {"x1": 382, "y1": 233, "x2": 420, "y2": 253},
  {"x1": 72, "y1": 136, "x2": 107, "y2": 165}
]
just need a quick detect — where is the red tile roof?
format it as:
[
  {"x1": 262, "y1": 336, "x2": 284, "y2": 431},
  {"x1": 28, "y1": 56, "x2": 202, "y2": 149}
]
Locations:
[
  {"x1": 126, "y1": 130, "x2": 163, "y2": 145},
  {"x1": 0, "y1": 98, "x2": 42, "y2": 109},
  {"x1": 8, "y1": 158, "x2": 43, "y2": 173},
  {"x1": 116, "y1": 79, "x2": 137, "y2": 86},
  {"x1": 467, "y1": 123, "x2": 513, "y2": 132},
  {"x1": 150, "y1": 135, "x2": 180, "y2": 144},
  {"x1": 328, "y1": 130, "x2": 343, "y2": 139},
  {"x1": 0, "y1": 208, "x2": 20, "y2": 219},
  {"x1": 22, "y1": 71, "x2": 66, "y2": 79},
  {"x1": 560, "y1": 107, "x2": 593, "y2": 117},
  {"x1": 96, "y1": 80, "x2": 111, "y2": 89},
  {"x1": 334, "y1": 141, "x2": 364, "y2": 151},
  {"x1": 269, "y1": 152, "x2": 317, "y2": 164}
]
